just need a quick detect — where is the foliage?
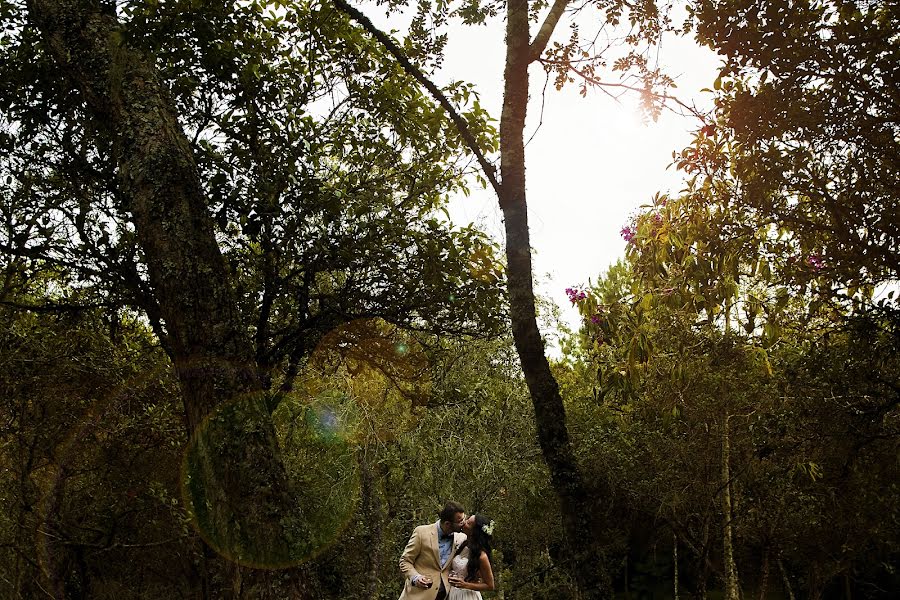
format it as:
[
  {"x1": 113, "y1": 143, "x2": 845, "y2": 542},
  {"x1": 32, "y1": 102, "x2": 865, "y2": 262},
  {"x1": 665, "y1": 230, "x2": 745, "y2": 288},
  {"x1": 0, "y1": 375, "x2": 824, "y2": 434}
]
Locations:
[
  {"x1": 1, "y1": 0, "x2": 511, "y2": 594},
  {"x1": 0, "y1": 266, "x2": 569, "y2": 597},
  {"x1": 297, "y1": 327, "x2": 575, "y2": 597},
  {"x1": 0, "y1": 287, "x2": 192, "y2": 598},
  {"x1": 555, "y1": 3, "x2": 900, "y2": 596},
  {"x1": 676, "y1": 0, "x2": 899, "y2": 306},
  {"x1": 3, "y1": 0, "x2": 898, "y2": 597},
  {"x1": 0, "y1": 0, "x2": 507, "y2": 376}
]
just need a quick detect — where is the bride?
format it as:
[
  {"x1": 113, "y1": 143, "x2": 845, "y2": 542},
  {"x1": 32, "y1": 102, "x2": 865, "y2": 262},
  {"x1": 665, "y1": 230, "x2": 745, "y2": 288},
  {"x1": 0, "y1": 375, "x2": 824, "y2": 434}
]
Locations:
[{"x1": 447, "y1": 514, "x2": 495, "y2": 598}]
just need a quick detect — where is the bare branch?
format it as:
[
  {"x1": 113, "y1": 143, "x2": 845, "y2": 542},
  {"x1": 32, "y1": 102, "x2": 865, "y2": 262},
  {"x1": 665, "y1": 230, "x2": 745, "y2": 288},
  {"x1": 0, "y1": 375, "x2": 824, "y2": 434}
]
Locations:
[
  {"x1": 530, "y1": 0, "x2": 572, "y2": 62},
  {"x1": 524, "y1": 69, "x2": 552, "y2": 149},
  {"x1": 540, "y1": 58, "x2": 710, "y2": 121}
]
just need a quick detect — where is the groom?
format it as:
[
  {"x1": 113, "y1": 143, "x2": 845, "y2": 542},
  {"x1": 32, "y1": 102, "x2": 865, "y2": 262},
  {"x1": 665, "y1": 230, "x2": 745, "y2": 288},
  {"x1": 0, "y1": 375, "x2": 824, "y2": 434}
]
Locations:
[{"x1": 398, "y1": 501, "x2": 467, "y2": 600}]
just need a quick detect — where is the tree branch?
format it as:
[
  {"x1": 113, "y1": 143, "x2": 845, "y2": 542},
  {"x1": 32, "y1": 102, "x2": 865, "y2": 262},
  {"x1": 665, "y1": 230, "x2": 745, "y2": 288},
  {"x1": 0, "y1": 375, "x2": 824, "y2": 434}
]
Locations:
[
  {"x1": 0, "y1": 299, "x2": 109, "y2": 313},
  {"x1": 530, "y1": 0, "x2": 571, "y2": 61},
  {"x1": 330, "y1": 0, "x2": 502, "y2": 197},
  {"x1": 541, "y1": 59, "x2": 710, "y2": 121}
]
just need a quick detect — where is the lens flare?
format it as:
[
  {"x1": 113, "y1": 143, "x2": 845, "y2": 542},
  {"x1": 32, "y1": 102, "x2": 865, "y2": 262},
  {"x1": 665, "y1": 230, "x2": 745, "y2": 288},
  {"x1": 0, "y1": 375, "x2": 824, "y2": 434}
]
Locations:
[{"x1": 181, "y1": 388, "x2": 358, "y2": 569}]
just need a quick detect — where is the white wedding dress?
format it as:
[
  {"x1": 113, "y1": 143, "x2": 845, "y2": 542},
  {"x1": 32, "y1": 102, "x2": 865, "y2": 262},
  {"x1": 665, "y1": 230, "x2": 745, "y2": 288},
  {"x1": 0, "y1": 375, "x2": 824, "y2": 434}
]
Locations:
[{"x1": 447, "y1": 547, "x2": 482, "y2": 600}]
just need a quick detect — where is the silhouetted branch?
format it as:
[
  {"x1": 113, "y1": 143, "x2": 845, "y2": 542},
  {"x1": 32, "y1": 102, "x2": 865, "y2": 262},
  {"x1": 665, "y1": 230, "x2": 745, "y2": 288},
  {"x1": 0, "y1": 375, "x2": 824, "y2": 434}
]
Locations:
[{"x1": 331, "y1": 0, "x2": 502, "y2": 197}]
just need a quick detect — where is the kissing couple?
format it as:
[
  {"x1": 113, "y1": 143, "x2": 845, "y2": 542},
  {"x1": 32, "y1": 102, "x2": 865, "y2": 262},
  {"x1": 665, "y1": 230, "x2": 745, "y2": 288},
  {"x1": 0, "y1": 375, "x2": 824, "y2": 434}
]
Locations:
[{"x1": 397, "y1": 501, "x2": 496, "y2": 600}]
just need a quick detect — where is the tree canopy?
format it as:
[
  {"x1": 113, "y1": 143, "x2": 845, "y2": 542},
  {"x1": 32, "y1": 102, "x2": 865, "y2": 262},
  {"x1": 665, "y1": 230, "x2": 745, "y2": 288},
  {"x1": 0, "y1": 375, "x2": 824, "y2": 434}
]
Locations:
[{"x1": 1, "y1": 0, "x2": 898, "y2": 598}]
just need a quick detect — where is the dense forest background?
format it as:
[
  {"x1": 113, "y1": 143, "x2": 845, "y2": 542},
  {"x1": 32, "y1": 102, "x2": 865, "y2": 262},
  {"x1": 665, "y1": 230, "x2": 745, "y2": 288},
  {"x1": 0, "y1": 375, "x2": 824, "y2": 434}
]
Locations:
[{"x1": 1, "y1": 0, "x2": 897, "y2": 598}]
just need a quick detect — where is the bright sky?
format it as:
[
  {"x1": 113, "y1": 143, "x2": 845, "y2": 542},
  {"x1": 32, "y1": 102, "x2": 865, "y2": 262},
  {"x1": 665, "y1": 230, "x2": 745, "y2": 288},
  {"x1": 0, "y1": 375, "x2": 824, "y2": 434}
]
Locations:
[
  {"x1": 373, "y1": 4, "x2": 721, "y2": 343},
  {"x1": 444, "y1": 20, "x2": 719, "y2": 341}
]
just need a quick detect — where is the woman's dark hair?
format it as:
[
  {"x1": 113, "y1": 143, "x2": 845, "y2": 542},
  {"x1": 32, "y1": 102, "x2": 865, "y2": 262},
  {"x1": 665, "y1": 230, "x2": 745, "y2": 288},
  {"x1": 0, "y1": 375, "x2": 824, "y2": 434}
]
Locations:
[
  {"x1": 464, "y1": 514, "x2": 494, "y2": 582},
  {"x1": 439, "y1": 501, "x2": 465, "y2": 524}
]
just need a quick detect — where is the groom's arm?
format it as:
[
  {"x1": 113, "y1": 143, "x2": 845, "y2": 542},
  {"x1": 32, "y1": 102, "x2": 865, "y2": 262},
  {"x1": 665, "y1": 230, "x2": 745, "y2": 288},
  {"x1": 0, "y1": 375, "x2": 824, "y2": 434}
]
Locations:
[{"x1": 399, "y1": 527, "x2": 423, "y2": 584}]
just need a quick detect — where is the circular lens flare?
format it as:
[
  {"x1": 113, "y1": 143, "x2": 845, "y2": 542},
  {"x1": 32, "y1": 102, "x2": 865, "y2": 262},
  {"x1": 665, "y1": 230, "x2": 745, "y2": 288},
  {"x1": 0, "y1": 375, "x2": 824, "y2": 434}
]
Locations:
[
  {"x1": 181, "y1": 388, "x2": 358, "y2": 569},
  {"x1": 306, "y1": 318, "x2": 432, "y2": 442}
]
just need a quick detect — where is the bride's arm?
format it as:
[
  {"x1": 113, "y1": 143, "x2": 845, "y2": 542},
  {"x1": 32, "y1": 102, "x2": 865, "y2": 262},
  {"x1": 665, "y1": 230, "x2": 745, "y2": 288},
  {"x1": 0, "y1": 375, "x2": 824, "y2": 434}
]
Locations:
[
  {"x1": 478, "y1": 553, "x2": 496, "y2": 590},
  {"x1": 449, "y1": 553, "x2": 495, "y2": 592}
]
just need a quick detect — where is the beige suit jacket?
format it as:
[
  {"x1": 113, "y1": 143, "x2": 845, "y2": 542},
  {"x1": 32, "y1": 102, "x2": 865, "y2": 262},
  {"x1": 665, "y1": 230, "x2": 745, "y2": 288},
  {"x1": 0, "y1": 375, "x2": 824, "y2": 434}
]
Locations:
[{"x1": 398, "y1": 521, "x2": 467, "y2": 600}]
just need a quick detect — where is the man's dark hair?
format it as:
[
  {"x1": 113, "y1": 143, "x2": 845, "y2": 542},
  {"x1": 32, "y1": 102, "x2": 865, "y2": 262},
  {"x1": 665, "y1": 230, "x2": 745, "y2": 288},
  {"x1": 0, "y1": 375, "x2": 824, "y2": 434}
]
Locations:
[{"x1": 438, "y1": 501, "x2": 465, "y2": 523}]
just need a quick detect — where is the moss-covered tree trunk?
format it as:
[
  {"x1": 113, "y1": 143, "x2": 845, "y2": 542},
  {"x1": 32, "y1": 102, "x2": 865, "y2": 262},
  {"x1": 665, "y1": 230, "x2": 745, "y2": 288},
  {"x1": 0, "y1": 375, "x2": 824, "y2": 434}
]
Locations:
[
  {"x1": 26, "y1": 0, "x2": 295, "y2": 573},
  {"x1": 499, "y1": 0, "x2": 609, "y2": 596}
]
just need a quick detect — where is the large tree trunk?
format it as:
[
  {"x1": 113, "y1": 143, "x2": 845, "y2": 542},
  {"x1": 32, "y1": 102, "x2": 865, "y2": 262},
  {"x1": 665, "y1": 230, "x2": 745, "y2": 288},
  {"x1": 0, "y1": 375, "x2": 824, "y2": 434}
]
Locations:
[
  {"x1": 499, "y1": 0, "x2": 609, "y2": 596},
  {"x1": 26, "y1": 0, "x2": 296, "y2": 574}
]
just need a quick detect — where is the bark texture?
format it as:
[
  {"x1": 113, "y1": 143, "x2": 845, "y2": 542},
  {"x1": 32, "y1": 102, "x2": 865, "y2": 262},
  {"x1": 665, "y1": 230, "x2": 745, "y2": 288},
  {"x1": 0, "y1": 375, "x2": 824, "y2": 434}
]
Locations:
[
  {"x1": 500, "y1": 0, "x2": 609, "y2": 596},
  {"x1": 26, "y1": 0, "x2": 296, "y2": 573}
]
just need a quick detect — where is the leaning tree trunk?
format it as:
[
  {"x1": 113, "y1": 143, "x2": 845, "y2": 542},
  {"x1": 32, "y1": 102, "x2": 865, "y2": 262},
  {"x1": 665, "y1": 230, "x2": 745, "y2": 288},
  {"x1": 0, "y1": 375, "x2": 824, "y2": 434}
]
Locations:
[
  {"x1": 775, "y1": 556, "x2": 795, "y2": 600},
  {"x1": 26, "y1": 0, "x2": 297, "y2": 579},
  {"x1": 499, "y1": 0, "x2": 609, "y2": 596},
  {"x1": 331, "y1": 0, "x2": 607, "y2": 594}
]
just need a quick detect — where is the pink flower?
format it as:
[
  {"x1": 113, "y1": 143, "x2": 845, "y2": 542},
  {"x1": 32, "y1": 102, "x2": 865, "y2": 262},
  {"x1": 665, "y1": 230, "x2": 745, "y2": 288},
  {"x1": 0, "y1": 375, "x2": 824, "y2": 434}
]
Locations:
[
  {"x1": 806, "y1": 254, "x2": 825, "y2": 271},
  {"x1": 565, "y1": 287, "x2": 588, "y2": 304},
  {"x1": 620, "y1": 226, "x2": 636, "y2": 242}
]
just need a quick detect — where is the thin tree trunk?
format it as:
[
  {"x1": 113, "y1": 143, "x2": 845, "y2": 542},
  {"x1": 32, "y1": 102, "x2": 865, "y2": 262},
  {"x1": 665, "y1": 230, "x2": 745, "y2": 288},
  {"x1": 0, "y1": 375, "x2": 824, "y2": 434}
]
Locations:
[
  {"x1": 232, "y1": 565, "x2": 244, "y2": 599},
  {"x1": 808, "y1": 565, "x2": 824, "y2": 600},
  {"x1": 695, "y1": 517, "x2": 710, "y2": 600},
  {"x1": 359, "y1": 449, "x2": 383, "y2": 599},
  {"x1": 721, "y1": 416, "x2": 741, "y2": 600},
  {"x1": 198, "y1": 543, "x2": 213, "y2": 600},
  {"x1": 499, "y1": 0, "x2": 608, "y2": 597},
  {"x1": 674, "y1": 532, "x2": 679, "y2": 600},
  {"x1": 27, "y1": 0, "x2": 296, "y2": 572},
  {"x1": 777, "y1": 557, "x2": 795, "y2": 600},
  {"x1": 758, "y1": 545, "x2": 770, "y2": 600}
]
